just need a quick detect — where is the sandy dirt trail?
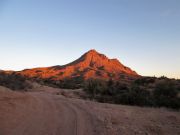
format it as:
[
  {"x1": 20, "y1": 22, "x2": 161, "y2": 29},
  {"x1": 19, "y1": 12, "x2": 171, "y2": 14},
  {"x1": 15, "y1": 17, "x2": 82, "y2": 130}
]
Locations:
[
  {"x1": 0, "y1": 86, "x2": 180, "y2": 135},
  {"x1": 0, "y1": 91, "x2": 99, "y2": 135}
]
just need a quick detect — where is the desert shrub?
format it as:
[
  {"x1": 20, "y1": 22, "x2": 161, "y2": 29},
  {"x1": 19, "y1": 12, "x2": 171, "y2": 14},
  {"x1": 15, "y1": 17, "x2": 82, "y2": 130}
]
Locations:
[
  {"x1": 119, "y1": 74, "x2": 125, "y2": 79},
  {"x1": 114, "y1": 85, "x2": 152, "y2": 106},
  {"x1": 63, "y1": 77, "x2": 84, "y2": 89},
  {"x1": 103, "y1": 80, "x2": 128, "y2": 96},
  {"x1": 153, "y1": 80, "x2": 180, "y2": 109},
  {"x1": 35, "y1": 70, "x2": 42, "y2": 73},
  {"x1": 98, "y1": 66, "x2": 105, "y2": 70},
  {"x1": 0, "y1": 72, "x2": 32, "y2": 90},
  {"x1": 114, "y1": 82, "x2": 129, "y2": 94},
  {"x1": 84, "y1": 79, "x2": 152, "y2": 106},
  {"x1": 108, "y1": 73, "x2": 115, "y2": 78},
  {"x1": 102, "y1": 79, "x2": 114, "y2": 95},
  {"x1": 57, "y1": 72, "x2": 64, "y2": 76},
  {"x1": 90, "y1": 62, "x2": 95, "y2": 67},
  {"x1": 134, "y1": 77, "x2": 156, "y2": 85},
  {"x1": 154, "y1": 80, "x2": 178, "y2": 98},
  {"x1": 83, "y1": 78, "x2": 180, "y2": 109},
  {"x1": 96, "y1": 71, "x2": 102, "y2": 76},
  {"x1": 42, "y1": 76, "x2": 84, "y2": 89},
  {"x1": 159, "y1": 76, "x2": 168, "y2": 80},
  {"x1": 84, "y1": 79, "x2": 107, "y2": 98}
]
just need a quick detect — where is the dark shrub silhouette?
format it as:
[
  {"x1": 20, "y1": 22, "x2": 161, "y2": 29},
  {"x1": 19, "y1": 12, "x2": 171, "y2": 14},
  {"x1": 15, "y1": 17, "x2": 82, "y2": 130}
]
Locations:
[
  {"x1": 115, "y1": 85, "x2": 152, "y2": 106},
  {"x1": 134, "y1": 77, "x2": 156, "y2": 85},
  {"x1": 153, "y1": 80, "x2": 180, "y2": 109},
  {"x1": 83, "y1": 77, "x2": 180, "y2": 109},
  {"x1": 84, "y1": 79, "x2": 107, "y2": 98},
  {"x1": 0, "y1": 72, "x2": 32, "y2": 90},
  {"x1": 42, "y1": 76, "x2": 84, "y2": 89}
]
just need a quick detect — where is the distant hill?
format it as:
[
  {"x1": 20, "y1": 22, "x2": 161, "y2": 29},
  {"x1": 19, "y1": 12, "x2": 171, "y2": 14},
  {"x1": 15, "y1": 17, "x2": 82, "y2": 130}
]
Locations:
[{"x1": 18, "y1": 49, "x2": 139, "y2": 82}]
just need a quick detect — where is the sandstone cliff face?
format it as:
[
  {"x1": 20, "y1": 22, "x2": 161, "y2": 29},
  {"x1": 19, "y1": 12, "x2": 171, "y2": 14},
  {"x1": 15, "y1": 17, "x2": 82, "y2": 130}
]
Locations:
[{"x1": 19, "y1": 49, "x2": 139, "y2": 81}]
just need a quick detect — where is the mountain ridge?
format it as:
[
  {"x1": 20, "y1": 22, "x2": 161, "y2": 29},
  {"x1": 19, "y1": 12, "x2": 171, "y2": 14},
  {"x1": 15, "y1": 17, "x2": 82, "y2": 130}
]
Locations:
[{"x1": 18, "y1": 49, "x2": 139, "y2": 81}]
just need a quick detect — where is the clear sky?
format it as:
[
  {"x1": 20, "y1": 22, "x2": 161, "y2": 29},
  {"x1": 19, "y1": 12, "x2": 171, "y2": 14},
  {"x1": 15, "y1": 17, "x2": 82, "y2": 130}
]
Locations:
[{"x1": 0, "y1": 0, "x2": 180, "y2": 78}]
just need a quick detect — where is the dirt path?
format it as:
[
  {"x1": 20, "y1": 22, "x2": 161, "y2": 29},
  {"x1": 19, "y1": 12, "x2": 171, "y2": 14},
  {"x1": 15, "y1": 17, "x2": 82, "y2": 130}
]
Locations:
[
  {"x1": 0, "y1": 91, "x2": 98, "y2": 135},
  {"x1": 0, "y1": 87, "x2": 180, "y2": 135}
]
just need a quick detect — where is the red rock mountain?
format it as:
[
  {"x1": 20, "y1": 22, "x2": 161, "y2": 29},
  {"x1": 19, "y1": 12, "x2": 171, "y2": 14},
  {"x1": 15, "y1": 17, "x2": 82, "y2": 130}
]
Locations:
[{"x1": 19, "y1": 50, "x2": 139, "y2": 81}]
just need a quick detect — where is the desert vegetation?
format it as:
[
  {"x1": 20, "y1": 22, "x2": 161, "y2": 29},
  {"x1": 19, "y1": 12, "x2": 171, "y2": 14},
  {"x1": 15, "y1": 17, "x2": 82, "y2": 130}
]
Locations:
[
  {"x1": 1, "y1": 70, "x2": 179, "y2": 110},
  {"x1": 38, "y1": 76, "x2": 84, "y2": 89},
  {"x1": 0, "y1": 71, "x2": 32, "y2": 90},
  {"x1": 84, "y1": 77, "x2": 180, "y2": 109}
]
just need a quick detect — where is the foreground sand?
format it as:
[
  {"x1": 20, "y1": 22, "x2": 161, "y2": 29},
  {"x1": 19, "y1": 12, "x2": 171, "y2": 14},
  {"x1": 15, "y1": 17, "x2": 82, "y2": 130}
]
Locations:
[{"x1": 0, "y1": 86, "x2": 179, "y2": 135}]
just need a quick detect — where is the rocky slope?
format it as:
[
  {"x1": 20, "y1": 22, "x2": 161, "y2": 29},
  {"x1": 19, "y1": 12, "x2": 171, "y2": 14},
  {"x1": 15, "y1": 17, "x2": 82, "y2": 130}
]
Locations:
[{"x1": 19, "y1": 49, "x2": 139, "y2": 81}]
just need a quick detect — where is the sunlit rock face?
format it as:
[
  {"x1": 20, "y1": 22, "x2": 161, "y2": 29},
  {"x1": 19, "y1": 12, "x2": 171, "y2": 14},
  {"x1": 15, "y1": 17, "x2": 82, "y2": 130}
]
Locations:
[{"x1": 19, "y1": 49, "x2": 139, "y2": 81}]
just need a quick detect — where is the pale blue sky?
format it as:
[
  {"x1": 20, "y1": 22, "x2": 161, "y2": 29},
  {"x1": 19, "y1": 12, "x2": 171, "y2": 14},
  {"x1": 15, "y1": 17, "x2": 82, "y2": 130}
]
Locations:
[{"x1": 0, "y1": 0, "x2": 180, "y2": 78}]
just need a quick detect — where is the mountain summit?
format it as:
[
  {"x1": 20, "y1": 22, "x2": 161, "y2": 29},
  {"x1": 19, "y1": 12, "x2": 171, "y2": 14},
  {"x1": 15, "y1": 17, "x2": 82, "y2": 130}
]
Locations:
[{"x1": 19, "y1": 49, "x2": 139, "y2": 81}]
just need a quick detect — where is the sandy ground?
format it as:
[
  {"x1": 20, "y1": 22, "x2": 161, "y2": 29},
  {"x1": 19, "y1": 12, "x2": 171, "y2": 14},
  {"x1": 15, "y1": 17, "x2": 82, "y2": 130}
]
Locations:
[{"x1": 0, "y1": 85, "x2": 180, "y2": 135}]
